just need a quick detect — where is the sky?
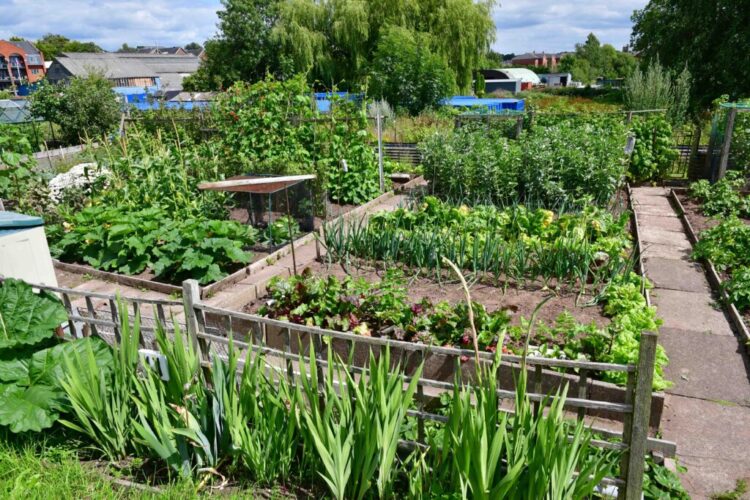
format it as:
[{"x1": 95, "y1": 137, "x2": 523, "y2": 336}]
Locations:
[{"x1": 0, "y1": 0, "x2": 648, "y2": 54}]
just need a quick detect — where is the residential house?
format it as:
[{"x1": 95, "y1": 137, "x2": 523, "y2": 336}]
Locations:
[
  {"x1": 510, "y1": 51, "x2": 564, "y2": 70},
  {"x1": 0, "y1": 40, "x2": 46, "y2": 90}
]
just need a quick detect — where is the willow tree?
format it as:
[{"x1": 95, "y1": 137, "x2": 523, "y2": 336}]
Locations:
[{"x1": 272, "y1": 0, "x2": 496, "y2": 91}]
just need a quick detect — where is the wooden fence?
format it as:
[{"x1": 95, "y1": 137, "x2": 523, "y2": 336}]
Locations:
[{"x1": 31, "y1": 279, "x2": 675, "y2": 500}]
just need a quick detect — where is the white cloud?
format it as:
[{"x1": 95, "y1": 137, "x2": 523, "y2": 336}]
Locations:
[
  {"x1": 491, "y1": 0, "x2": 649, "y2": 54},
  {"x1": 0, "y1": 0, "x2": 220, "y2": 50},
  {"x1": 0, "y1": 0, "x2": 648, "y2": 55}
]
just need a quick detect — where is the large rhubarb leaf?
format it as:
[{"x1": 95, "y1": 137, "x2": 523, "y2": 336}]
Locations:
[
  {"x1": 0, "y1": 279, "x2": 68, "y2": 349},
  {"x1": 0, "y1": 384, "x2": 65, "y2": 433}
]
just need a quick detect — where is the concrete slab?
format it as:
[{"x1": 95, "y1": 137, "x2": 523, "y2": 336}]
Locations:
[
  {"x1": 638, "y1": 214, "x2": 686, "y2": 233},
  {"x1": 650, "y1": 288, "x2": 735, "y2": 336},
  {"x1": 660, "y1": 395, "x2": 750, "y2": 498},
  {"x1": 659, "y1": 327, "x2": 750, "y2": 404},
  {"x1": 640, "y1": 242, "x2": 693, "y2": 261},
  {"x1": 640, "y1": 226, "x2": 693, "y2": 248},
  {"x1": 634, "y1": 204, "x2": 679, "y2": 217},
  {"x1": 644, "y1": 257, "x2": 710, "y2": 293}
]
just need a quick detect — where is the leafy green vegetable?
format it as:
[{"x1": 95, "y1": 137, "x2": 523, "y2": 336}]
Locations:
[
  {"x1": 688, "y1": 171, "x2": 749, "y2": 218},
  {"x1": 0, "y1": 279, "x2": 113, "y2": 433},
  {"x1": 0, "y1": 279, "x2": 68, "y2": 349},
  {"x1": 49, "y1": 206, "x2": 257, "y2": 285}
]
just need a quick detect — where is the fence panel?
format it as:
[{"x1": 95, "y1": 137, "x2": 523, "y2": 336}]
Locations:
[{"x1": 27, "y1": 279, "x2": 673, "y2": 498}]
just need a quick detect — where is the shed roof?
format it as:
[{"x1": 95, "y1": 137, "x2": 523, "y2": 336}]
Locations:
[
  {"x1": 495, "y1": 68, "x2": 541, "y2": 84},
  {"x1": 116, "y1": 54, "x2": 201, "y2": 74},
  {"x1": 54, "y1": 53, "x2": 157, "y2": 79}
]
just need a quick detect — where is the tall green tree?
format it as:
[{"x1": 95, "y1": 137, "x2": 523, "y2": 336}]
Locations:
[
  {"x1": 183, "y1": 0, "x2": 281, "y2": 91},
  {"x1": 35, "y1": 34, "x2": 102, "y2": 60},
  {"x1": 631, "y1": 0, "x2": 750, "y2": 109},
  {"x1": 370, "y1": 26, "x2": 455, "y2": 114},
  {"x1": 558, "y1": 33, "x2": 636, "y2": 84}
]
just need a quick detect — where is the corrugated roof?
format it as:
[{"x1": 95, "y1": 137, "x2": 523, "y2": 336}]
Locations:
[
  {"x1": 54, "y1": 53, "x2": 157, "y2": 79},
  {"x1": 115, "y1": 54, "x2": 200, "y2": 74},
  {"x1": 496, "y1": 68, "x2": 541, "y2": 84}
]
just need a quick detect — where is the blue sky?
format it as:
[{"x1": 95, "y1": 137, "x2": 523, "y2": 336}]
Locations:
[{"x1": 0, "y1": 0, "x2": 648, "y2": 54}]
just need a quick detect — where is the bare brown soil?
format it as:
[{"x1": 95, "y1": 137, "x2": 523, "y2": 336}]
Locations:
[{"x1": 244, "y1": 259, "x2": 610, "y2": 329}]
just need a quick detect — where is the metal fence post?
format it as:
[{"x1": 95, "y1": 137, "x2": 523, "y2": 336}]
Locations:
[
  {"x1": 620, "y1": 331, "x2": 658, "y2": 499},
  {"x1": 182, "y1": 279, "x2": 205, "y2": 361}
]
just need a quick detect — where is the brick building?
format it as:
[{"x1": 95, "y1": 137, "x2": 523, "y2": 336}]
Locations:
[{"x1": 0, "y1": 40, "x2": 46, "y2": 90}]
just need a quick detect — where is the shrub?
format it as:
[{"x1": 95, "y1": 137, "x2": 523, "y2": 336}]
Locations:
[
  {"x1": 628, "y1": 114, "x2": 678, "y2": 182},
  {"x1": 29, "y1": 72, "x2": 121, "y2": 145}
]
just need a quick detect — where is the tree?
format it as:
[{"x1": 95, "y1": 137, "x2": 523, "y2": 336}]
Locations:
[
  {"x1": 29, "y1": 73, "x2": 120, "y2": 145},
  {"x1": 184, "y1": 42, "x2": 203, "y2": 51},
  {"x1": 182, "y1": 0, "x2": 281, "y2": 91},
  {"x1": 557, "y1": 33, "x2": 637, "y2": 84},
  {"x1": 370, "y1": 26, "x2": 455, "y2": 114},
  {"x1": 271, "y1": 0, "x2": 494, "y2": 91},
  {"x1": 118, "y1": 43, "x2": 137, "y2": 53},
  {"x1": 35, "y1": 34, "x2": 103, "y2": 60},
  {"x1": 631, "y1": 0, "x2": 750, "y2": 110}
]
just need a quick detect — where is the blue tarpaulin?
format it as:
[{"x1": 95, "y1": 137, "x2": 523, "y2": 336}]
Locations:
[{"x1": 441, "y1": 96, "x2": 525, "y2": 113}]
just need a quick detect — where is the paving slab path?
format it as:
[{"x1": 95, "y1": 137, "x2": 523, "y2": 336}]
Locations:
[{"x1": 632, "y1": 186, "x2": 750, "y2": 498}]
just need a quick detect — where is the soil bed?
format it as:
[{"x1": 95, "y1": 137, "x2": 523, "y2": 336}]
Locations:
[{"x1": 243, "y1": 260, "x2": 610, "y2": 331}]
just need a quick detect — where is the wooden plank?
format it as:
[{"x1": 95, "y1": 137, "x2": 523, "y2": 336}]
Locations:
[
  {"x1": 52, "y1": 260, "x2": 182, "y2": 296},
  {"x1": 198, "y1": 175, "x2": 316, "y2": 192}
]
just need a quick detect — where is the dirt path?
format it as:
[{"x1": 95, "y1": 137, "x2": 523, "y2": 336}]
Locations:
[{"x1": 633, "y1": 186, "x2": 750, "y2": 498}]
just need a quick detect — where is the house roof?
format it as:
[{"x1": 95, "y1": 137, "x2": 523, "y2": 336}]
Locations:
[
  {"x1": 10, "y1": 40, "x2": 41, "y2": 56},
  {"x1": 53, "y1": 53, "x2": 157, "y2": 79},
  {"x1": 134, "y1": 46, "x2": 186, "y2": 55}
]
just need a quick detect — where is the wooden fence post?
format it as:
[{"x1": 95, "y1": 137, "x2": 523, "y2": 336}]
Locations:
[
  {"x1": 515, "y1": 115, "x2": 524, "y2": 139},
  {"x1": 182, "y1": 279, "x2": 205, "y2": 362},
  {"x1": 620, "y1": 331, "x2": 658, "y2": 500},
  {"x1": 716, "y1": 107, "x2": 738, "y2": 181}
]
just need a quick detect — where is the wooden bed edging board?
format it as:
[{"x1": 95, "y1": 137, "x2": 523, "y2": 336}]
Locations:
[
  {"x1": 53, "y1": 259, "x2": 182, "y2": 295},
  {"x1": 669, "y1": 189, "x2": 750, "y2": 352},
  {"x1": 200, "y1": 175, "x2": 426, "y2": 299}
]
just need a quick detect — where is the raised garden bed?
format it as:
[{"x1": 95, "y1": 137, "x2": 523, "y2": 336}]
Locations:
[
  {"x1": 227, "y1": 190, "x2": 669, "y2": 428},
  {"x1": 670, "y1": 188, "x2": 750, "y2": 350}
]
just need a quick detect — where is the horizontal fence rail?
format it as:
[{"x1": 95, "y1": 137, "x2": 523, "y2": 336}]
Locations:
[{"x1": 25, "y1": 278, "x2": 673, "y2": 499}]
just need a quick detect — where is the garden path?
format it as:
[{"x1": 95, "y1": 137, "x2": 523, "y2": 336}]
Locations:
[{"x1": 632, "y1": 186, "x2": 750, "y2": 498}]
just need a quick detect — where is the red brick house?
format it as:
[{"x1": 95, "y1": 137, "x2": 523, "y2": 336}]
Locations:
[
  {"x1": 0, "y1": 40, "x2": 46, "y2": 90},
  {"x1": 510, "y1": 52, "x2": 564, "y2": 70}
]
